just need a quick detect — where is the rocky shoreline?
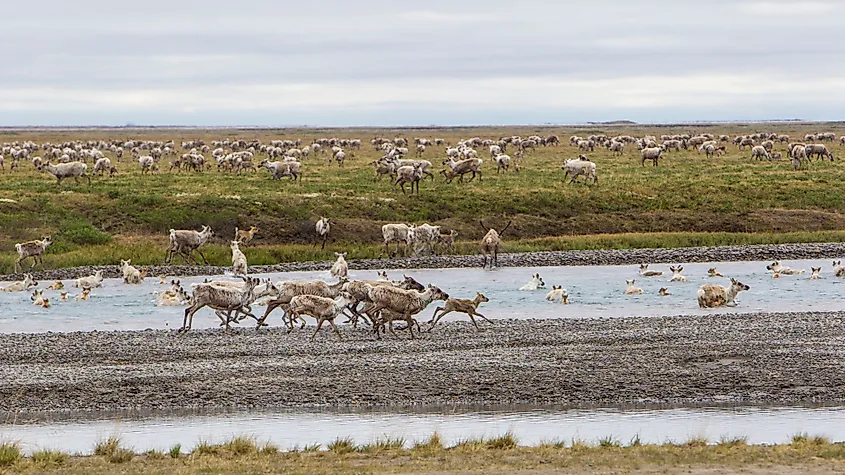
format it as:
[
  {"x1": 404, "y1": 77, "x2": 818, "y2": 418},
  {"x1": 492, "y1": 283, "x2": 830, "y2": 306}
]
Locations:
[
  {"x1": 1, "y1": 312, "x2": 844, "y2": 415},
  {"x1": 3, "y1": 241, "x2": 845, "y2": 281}
]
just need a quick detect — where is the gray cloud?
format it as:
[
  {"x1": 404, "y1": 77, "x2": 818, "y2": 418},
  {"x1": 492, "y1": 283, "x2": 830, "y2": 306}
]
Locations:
[{"x1": 2, "y1": 0, "x2": 844, "y2": 125}]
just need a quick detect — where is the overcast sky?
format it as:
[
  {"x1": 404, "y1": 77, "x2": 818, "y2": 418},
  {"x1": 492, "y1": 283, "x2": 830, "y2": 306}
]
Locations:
[{"x1": 3, "y1": 0, "x2": 845, "y2": 126}]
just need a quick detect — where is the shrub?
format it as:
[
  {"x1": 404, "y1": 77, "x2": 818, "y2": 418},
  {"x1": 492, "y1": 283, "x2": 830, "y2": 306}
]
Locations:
[{"x1": 58, "y1": 219, "x2": 111, "y2": 246}]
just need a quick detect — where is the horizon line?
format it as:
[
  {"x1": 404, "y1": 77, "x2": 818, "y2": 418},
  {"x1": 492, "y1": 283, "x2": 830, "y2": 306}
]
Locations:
[{"x1": 2, "y1": 118, "x2": 841, "y2": 131}]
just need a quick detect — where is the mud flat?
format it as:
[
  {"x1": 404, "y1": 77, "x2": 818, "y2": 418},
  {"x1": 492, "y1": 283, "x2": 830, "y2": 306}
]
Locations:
[{"x1": 1, "y1": 311, "x2": 843, "y2": 414}]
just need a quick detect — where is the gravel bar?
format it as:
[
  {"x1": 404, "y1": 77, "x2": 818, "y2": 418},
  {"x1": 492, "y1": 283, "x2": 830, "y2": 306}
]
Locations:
[
  {"x1": 3, "y1": 241, "x2": 845, "y2": 281},
  {"x1": 1, "y1": 312, "x2": 844, "y2": 414}
]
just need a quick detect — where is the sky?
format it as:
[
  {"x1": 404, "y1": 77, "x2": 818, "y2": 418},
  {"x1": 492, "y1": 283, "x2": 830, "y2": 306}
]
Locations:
[{"x1": 3, "y1": 0, "x2": 845, "y2": 126}]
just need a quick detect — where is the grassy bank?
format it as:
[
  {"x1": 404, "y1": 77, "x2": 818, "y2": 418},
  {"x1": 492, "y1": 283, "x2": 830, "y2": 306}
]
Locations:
[
  {"x1": 2, "y1": 230, "x2": 845, "y2": 271},
  {"x1": 3, "y1": 125, "x2": 845, "y2": 270},
  {"x1": 1, "y1": 433, "x2": 844, "y2": 474}
]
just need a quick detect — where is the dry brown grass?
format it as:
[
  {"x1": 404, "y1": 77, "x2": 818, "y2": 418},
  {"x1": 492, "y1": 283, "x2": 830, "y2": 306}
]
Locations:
[{"x1": 4, "y1": 437, "x2": 845, "y2": 474}]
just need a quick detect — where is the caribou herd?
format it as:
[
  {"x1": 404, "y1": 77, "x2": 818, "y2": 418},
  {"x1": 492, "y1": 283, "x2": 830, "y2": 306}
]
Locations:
[
  {"x1": 4, "y1": 128, "x2": 845, "y2": 337},
  {"x1": 6, "y1": 219, "x2": 778, "y2": 339},
  {"x1": 7, "y1": 211, "x2": 768, "y2": 339},
  {"x1": 7, "y1": 216, "x2": 514, "y2": 338},
  {"x1": 1, "y1": 130, "x2": 840, "y2": 195}
]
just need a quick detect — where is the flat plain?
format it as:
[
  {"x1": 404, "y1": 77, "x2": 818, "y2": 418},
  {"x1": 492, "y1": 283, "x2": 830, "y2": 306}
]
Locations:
[{"x1": 2, "y1": 123, "x2": 845, "y2": 270}]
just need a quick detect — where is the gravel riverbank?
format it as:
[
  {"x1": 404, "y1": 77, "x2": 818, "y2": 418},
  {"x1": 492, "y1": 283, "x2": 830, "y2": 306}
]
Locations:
[
  {"x1": 1, "y1": 312, "x2": 844, "y2": 415},
  {"x1": 3, "y1": 241, "x2": 845, "y2": 282}
]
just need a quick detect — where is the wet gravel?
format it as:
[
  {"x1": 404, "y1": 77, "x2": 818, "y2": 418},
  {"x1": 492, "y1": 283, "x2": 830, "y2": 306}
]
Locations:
[
  {"x1": 3, "y1": 242, "x2": 845, "y2": 282},
  {"x1": 1, "y1": 312, "x2": 844, "y2": 413}
]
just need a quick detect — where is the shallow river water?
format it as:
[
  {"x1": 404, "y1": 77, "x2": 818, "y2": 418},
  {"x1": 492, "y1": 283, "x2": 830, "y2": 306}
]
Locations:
[
  {"x1": 2, "y1": 260, "x2": 842, "y2": 453},
  {"x1": 2, "y1": 406, "x2": 845, "y2": 454},
  {"x1": 0, "y1": 258, "x2": 841, "y2": 333}
]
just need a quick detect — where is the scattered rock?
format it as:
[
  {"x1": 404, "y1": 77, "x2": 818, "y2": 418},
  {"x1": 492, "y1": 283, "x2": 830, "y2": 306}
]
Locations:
[
  {"x1": 1, "y1": 312, "x2": 843, "y2": 414},
  {"x1": 3, "y1": 242, "x2": 845, "y2": 282}
]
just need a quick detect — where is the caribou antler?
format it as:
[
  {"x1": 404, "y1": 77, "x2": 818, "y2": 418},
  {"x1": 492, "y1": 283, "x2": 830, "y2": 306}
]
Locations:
[{"x1": 499, "y1": 220, "x2": 513, "y2": 236}]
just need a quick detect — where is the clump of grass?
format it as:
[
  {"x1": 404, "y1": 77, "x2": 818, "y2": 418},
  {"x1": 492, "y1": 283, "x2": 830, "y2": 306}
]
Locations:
[
  {"x1": 0, "y1": 442, "x2": 22, "y2": 467},
  {"x1": 792, "y1": 433, "x2": 829, "y2": 446},
  {"x1": 327, "y1": 437, "x2": 356, "y2": 454},
  {"x1": 145, "y1": 449, "x2": 165, "y2": 460},
  {"x1": 686, "y1": 436, "x2": 709, "y2": 448},
  {"x1": 570, "y1": 438, "x2": 590, "y2": 451},
  {"x1": 169, "y1": 444, "x2": 181, "y2": 459},
  {"x1": 412, "y1": 432, "x2": 444, "y2": 453},
  {"x1": 93, "y1": 436, "x2": 121, "y2": 457},
  {"x1": 302, "y1": 443, "x2": 321, "y2": 452},
  {"x1": 220, "y1": 436, "x2": 259, "y2": 456},
  {"x1": 359, "y1": 437, "x2": 405, "y2": 454},
  {"x1": 717, "y1": 436, "x2": 748, "y2": 448},
  {"x1": 539, "y1": 439, "x2": 567, "y2": 449},
  {"x1": 259, "y1": 442, "x2": 279, "y2": 455},
  {"x1": 192, "y1": 440, "x2": 218, "y2": 456},
  {"x1": 486, "y1": 432, "x2": 518, "y2": 450},
  {"x1": 628, "y1": 433, "x2": 642, "y2": 447},
  {"x1": 452, "y1": 437, "x2": 486, "y2": 452},
  {"x1": 30, "y1": 449, "x2": 68, "y2": 466},
  {"x1": 810, "y1": 435, "x2": 830, "y2": 446},
  {"x1": 302, "y1": 444, "x2": 322, "y2": 452},
  {"x1": 598, "y1": 435, "x2": 621, "y2": 448},
  {"x1": 107, "y1": 448, "x2": 135, "y2": 464}
]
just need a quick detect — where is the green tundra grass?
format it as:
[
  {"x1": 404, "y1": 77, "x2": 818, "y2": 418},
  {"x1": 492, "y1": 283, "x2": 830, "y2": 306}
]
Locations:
[{"x1": 1, "y1": 123, "x2": 845, "y2": 270}]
